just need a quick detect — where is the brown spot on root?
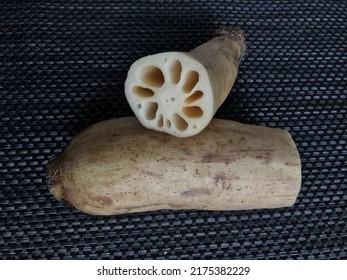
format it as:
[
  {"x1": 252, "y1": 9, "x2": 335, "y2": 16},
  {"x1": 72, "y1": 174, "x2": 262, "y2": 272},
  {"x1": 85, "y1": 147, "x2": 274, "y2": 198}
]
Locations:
[
  {"x1": 181, "y1": 148, "x2": 193, "y2": 156},
  {"x1": 214, "y1": 172, "x2": 226, "y2": 184},
  {"x1": 96, "y1": 196, "x2": 113, "y2": 206},
  {"x1": 202, "y1": 150, "x2": 275, "y2": 165},
  {"x1": 201, "y1": 153, "x2": 236, "y2": 164},
  {"x1": 130, "y1": 157, "x2": 137, "y2": 163},
  {"x1": 155, "y1": 135, "x2": 170, "y2": 144},
  {"x1": 253, "y1": 154, "x2": 271, "y2": 164},
  {"x1": 80, "y1": 195, "x2": 111, "y2": 210},
  {"x1": 111, "y1": 132, "x2": 118, "y2": 138},
  {"x1": 263, "y1": 152, "x2": 272, "y2": 164},
  {"x1": 142, "y1": 171, "x2": 162, "y2": 179},
  {"x1": 214, "y1": 172, "x2": 240, "y2": 190},
  {"x1": 116, "y1": 203, "x2": 193, "y2": 214},
  {"x1": 214, "y1": 173, "x2": 229, "y2": 190},
  {"x1": 180, "y1": 188, "x2": 211, "y2": 197}
]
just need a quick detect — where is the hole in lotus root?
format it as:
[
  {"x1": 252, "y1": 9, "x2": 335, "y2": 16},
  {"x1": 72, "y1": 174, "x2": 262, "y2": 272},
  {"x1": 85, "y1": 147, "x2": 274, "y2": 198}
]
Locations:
[
  {"x1": 165, "y1": 119, "x2": 172, "y2": 128},
  {"x1": 185, "y1": 90, "x2": 204, "y2": 104},
  {"x1": 173, "y1": 113, "x2": 188, "y2": 131},
  {"x1": 183, "y1": 106, "x2": 203, "y2": 118},
  {"x1": 157, "y1": 114, "x2": 164, "y2": 127},
  {"x1": 141, "y1": 66, "x2": 165, "y2": 88},
  {"x1": 169, "y1": 60, "x2": 182, "y2": 84},
  {"x1": 182, "y1": 71, "x2": 199, "y2": 93},
  {"x1": 144, "y1": 102, "x2": 158, "y2": 120},
  {"x1": 133, "y1": 86, "x2": 155, "y2": 98}
]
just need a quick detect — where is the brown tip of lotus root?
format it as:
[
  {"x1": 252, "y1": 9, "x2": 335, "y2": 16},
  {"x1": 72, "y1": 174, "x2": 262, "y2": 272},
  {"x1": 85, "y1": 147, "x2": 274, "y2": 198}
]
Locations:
[{"x1": 215, "y1": 26, "x2": 246, "y2": 63}]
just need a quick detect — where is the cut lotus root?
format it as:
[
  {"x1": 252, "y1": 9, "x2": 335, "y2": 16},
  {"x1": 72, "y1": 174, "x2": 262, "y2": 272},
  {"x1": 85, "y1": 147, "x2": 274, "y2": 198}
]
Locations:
[{"x1": 125, "y1": 27, "x2": 246, "y2": 137}]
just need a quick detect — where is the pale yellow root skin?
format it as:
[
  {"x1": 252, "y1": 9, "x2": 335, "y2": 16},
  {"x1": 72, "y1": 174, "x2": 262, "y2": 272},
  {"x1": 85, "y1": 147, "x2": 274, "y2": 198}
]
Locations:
[
  {"x1": 188, "y1": 35, "x2": 242, "y2": 106},
  {"x1": 47, "y1": 117, "x2": 301, "y2": 216}
]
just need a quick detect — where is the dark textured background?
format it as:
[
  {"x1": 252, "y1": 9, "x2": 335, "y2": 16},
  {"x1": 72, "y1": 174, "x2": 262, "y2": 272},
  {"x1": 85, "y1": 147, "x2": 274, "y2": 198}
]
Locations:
[{"x1": 0, "y1": 0, "x2": 346, "y2": 259}]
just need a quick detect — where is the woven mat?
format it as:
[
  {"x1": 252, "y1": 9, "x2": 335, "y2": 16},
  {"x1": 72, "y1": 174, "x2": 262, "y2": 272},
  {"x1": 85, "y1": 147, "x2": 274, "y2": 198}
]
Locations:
[{"x1": 1, "y1": 0, "x2": 346, "y2": 259}]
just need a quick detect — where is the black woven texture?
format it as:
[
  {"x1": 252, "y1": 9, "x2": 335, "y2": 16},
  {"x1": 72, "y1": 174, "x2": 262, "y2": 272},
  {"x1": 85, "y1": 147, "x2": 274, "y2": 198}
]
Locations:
[{"x1": 1, "y1": 0, "x2": 346, "y2": 260}]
